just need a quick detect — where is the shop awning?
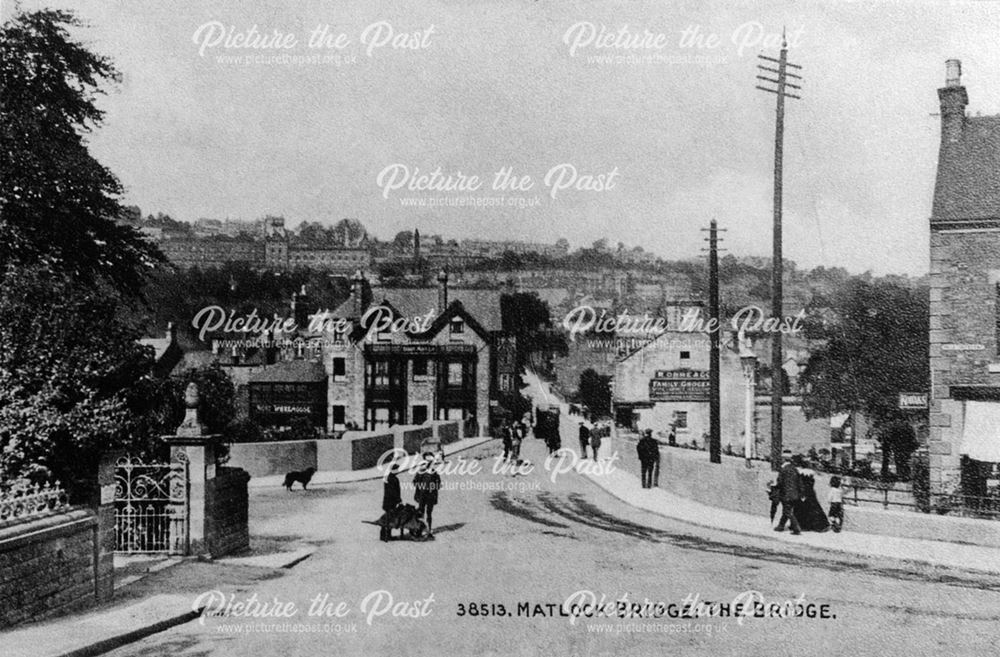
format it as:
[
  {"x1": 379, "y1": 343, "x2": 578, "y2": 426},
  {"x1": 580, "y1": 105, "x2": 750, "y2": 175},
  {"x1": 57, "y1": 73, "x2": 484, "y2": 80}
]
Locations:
[{"x1": 960, "y1": 401, "x2": 1000, "y2": 462}]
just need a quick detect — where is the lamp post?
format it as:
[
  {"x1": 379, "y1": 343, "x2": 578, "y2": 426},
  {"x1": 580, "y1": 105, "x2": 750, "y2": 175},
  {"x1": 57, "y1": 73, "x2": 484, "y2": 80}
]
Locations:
[{"x1": 738, "y1": 332, "x2": 758, "y2": 465}]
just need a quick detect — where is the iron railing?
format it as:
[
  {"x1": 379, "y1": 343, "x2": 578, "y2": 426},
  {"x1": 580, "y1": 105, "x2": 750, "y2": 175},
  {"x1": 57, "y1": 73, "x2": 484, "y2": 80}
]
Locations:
[{"x1": 0, "y1": 480, "x2": 70, "y2": 524}]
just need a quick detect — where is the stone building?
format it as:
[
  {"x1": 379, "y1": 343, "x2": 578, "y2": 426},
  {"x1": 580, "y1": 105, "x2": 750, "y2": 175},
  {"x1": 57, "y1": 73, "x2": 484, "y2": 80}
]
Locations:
[
  {"x1": 322, "y1": 271, "x2": 510, "y2": 434},
  {"x1": 613, "y1": 315, "x2": 833, "y2": 458},
  {"x1": 928, "y1": 59, "x2": 1000, "y2": 493}
]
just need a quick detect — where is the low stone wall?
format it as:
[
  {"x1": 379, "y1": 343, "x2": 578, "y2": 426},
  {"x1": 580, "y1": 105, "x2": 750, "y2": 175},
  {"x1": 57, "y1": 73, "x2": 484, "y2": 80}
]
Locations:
[
  {"x1": 0, "y1": 509, "x2": 113, "y2": 628},
  {"x1": 437, "y1": 421, "x2": 460, "y2": 445},
  {"x1": 228, "y1": 440, "x2": 317, "y2": 478},
  {"x1": 614, "y1": 436, "x2": 1000, "y2": 549},
  {"x1": 402, "y1": 426, "x2": 433, "y2": 455},
  {"x1": 207, "y1": 467, "x2": 251, "y2": 557},
  {"x1": 228, "y1": 421, "x2": 466, "y2": 475}
]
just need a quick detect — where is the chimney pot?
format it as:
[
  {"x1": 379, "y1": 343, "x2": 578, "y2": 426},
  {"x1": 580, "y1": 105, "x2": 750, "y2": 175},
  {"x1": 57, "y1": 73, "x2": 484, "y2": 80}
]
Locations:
[{"x1": 946, "y1": 59, "x2": 962, "y2": 87}]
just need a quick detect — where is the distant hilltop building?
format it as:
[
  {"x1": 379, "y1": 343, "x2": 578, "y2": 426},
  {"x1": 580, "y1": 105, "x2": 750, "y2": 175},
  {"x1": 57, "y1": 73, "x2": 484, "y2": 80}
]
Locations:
[{"x1": 157, "y1": 215, "x2": 372, "y2": 274}]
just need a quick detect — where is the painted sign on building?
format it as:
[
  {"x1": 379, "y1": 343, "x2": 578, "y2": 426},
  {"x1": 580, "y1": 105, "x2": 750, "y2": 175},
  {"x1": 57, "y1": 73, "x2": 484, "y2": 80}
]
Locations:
[
  {"x1": 898, "y1": 392, "x2": 929, "y2": 410},
  {"x1": 649, "y1": 369, "x2": 710, "y2": 401}
]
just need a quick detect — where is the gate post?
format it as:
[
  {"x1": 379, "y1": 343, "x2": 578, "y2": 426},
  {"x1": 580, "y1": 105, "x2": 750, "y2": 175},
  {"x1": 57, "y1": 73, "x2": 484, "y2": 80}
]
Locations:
[
  {"x1": 94, "y1": 451, "x2": 122, "y2": 602},
  {"x1": 163, "y1": 383, "x2": 218, "y2": 558}
]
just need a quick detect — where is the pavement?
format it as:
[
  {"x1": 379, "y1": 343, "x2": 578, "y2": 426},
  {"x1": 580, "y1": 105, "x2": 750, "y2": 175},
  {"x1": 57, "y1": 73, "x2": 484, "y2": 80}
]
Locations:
[
  {"x1": 3, "y1": 594, "x2": 204, "y2": 657},
  {"x1": 522, "y1": 370, "x2": 1000, "y2": 576}
]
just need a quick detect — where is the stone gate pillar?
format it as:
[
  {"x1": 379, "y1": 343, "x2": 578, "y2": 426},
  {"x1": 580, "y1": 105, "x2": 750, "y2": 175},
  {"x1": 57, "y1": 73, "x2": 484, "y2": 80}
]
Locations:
[{"x1": 163, "y1": 383, "x2": 219, "y2": 558}]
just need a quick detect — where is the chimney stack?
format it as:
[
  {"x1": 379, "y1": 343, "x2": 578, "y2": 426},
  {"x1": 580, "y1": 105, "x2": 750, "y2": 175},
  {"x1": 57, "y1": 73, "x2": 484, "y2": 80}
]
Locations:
[
  {"x1": 939, "y1": 58, "x2": 968, "y2": 144},
  {"x1": 437, "y1": 269, "x2": 449, "y2": 313},
  {"x1": 352, "y1": 270, "x2": 364, "y2": 316},
  {"x1": 292, "y1": 285, "x2": 310, "y2": 330}
]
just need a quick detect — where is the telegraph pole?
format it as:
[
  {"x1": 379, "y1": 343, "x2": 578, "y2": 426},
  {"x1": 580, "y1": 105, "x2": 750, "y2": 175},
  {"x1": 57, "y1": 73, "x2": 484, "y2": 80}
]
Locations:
[
  {"x1": 755, "y1": 31, "x2": 802, "y2": 470},
  {"x1": 702, "y1": 220, "x2": 725, "y2": 464}
]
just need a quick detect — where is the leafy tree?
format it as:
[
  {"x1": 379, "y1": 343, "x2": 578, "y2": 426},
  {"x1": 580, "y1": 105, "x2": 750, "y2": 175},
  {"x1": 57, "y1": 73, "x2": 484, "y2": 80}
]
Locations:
[
  {"x1": 500, "y1": 292, "x2": 566, "y2": 371},
  {"x1": 799, "y1": 279, "x2": 928, "y2": 475},
  {"x1": 330, "y1": 218, "x2": 368, "y2": 246},
  {"x1": 392, "y1": 230, "x2": 414, "y2": 251},
  {"x1": 1, "y1": 9, "x2": 162, "y2": 294},
  {"x1": 578, "y1": 368, "x2": 612, "y2": 419},
  {"x1": 0, "y1": 267, "x2": 152, "y2": 498}
]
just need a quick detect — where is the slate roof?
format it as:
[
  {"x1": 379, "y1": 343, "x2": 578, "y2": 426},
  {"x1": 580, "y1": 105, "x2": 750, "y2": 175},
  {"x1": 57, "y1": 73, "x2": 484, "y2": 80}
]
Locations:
[
  {"x1": 932, "y1": 115, "x2": 1000, "y2": 222},
  {"x1": 248, "y1": 359, "x2": 326, "y2": 383},
  {"x1": 370, "y1": 286, "x2": 504, "y2": 332}
]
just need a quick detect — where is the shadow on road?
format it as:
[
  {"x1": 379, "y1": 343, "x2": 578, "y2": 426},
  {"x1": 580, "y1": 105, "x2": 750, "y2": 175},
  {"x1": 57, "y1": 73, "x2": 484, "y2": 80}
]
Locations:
[{"x1": 489, "y1": 490, "x2": 1000, "y2": 596}]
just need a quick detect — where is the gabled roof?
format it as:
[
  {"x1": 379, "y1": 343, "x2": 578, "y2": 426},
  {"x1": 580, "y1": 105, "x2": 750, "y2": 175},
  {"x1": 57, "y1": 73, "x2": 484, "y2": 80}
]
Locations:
[
  {"x1": 371, "y1": 286, "x2": 503, "y2": 332},
  {"x1": 932, "y1": 115, "x2": 1000, "y2": 222}
]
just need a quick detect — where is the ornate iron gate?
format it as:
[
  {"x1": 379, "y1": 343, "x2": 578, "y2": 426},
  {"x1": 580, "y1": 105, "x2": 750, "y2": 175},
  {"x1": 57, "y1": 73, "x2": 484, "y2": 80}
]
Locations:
[{"x1": 114, "y1": 454, "x2": 189, "y2": 554}]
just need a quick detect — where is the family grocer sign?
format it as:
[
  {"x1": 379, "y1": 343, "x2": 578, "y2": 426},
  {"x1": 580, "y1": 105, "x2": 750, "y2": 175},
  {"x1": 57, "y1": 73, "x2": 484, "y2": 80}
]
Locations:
[{"x1": 649, "y1": 369, "x2": 710, "y2": 402}]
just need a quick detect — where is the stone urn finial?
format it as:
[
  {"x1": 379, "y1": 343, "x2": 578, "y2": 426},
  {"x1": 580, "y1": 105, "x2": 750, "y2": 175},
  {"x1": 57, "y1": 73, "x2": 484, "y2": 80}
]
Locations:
[
  {"x1": 177, "y1": 382, "x2": 204, "y2": 437},
  {"x1": 184, "y1": 382, "x2": 199, "y2": 408}
]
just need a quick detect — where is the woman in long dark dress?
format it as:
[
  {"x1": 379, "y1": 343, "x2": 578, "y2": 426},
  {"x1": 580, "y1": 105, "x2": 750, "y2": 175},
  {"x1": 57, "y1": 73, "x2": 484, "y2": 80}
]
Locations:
[{"x1": 796, "y1": 468, "x2": 830, "y2": 532}]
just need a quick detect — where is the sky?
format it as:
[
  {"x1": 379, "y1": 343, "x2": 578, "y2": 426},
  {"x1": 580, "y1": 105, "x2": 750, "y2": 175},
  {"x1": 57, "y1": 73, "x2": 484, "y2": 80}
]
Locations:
[{"x1": 5, "y1": 0, "x2": 1000, "y2": 275}]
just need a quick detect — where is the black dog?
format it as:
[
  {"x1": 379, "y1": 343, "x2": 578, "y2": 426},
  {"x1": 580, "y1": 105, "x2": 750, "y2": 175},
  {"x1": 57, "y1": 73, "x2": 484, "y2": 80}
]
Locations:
[{"x1": 283, "y1": 467, "x2": 316, "y2": 491}]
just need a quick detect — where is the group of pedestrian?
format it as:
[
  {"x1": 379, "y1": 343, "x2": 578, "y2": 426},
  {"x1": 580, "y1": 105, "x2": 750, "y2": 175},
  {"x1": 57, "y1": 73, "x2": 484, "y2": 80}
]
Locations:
[
  {"x1": 769, "y1": 449, "x2": 843, "y2": 535},
  {"x1": 500, "y1": 418, "x2": 528, "y2": 462},
  {"x1": 379, "y1": 452, "x2": 442, "y2": 542},
  {"x1": 577, "y1": 421, "x2": 604, "y2": 459}
]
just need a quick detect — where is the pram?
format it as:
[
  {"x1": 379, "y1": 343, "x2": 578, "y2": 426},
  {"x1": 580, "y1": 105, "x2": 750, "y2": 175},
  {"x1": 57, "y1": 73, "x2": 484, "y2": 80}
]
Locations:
[{"x1": 376, "y1": 503, "x2": 428, "y2": 540}]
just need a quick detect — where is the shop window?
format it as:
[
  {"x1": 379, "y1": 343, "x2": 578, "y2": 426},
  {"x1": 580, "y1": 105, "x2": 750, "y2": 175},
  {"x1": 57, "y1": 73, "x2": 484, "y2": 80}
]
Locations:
[
  {"x1": 448, "y1": 362, "x2": 463, "y2": 387},
  {"x1": 372, "y1": 360, "x2": 389, "y2": 388}
]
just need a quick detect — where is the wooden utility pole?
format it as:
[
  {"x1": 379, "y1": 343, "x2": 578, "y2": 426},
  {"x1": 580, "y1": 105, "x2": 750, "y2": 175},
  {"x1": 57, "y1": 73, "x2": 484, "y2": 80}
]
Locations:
[
  {"x1": 702, "y1": 220, "x2": 725, "y2": 464},
  {"x1": 755, "y1": 32, "x2": 801, "y2": 470}
]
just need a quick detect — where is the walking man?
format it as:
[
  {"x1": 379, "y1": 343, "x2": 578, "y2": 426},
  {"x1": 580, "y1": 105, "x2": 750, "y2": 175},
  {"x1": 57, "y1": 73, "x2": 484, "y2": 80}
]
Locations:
[
  {"x1": 578, "y1": 421, "x2": 590, "y2": 460},
  {"x1": 380, "y1": 463, "x2": 402, "y2": 542},
  {"x1": 590, "y1": 424, "x2": 603, "y2": 460},
  {"x1": 774, "y1": 450, "x2": 802, "y2": 535},
  {"x1": 637, "y1": 429, "x2": 660, "y2": 488},
  {"x1": 413, "y1": 453, "x2": 441, "y2": 539}
]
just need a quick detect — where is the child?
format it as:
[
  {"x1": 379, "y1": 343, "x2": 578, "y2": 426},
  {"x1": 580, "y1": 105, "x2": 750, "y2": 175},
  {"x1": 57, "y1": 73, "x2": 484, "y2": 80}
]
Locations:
[
  {"x1": 766, "y1": 480, "x2": 780, "y2": 522},
  {"x1": 827, "y1": 476, "x2": 844, "y2": 533}
]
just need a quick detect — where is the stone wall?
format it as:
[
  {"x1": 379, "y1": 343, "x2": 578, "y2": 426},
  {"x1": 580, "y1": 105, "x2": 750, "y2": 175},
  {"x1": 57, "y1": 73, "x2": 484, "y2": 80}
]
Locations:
[
  {"x1": 402, "y1": 426, "x2": 433, "y2": 455},
  {"x1": 206, "y1": 467, "x2": 251, "y2": 557},
  {"x1": 437, "y1": 421, "x2": 459, "y2": 445},
  {"x1": 614, "y1": 436, "x2": 1000, "y2": 549},
  {"x1": 227, "y1": 420, "x2": 466, "y2": 476},
  {"x1": 0, "y1": 509, "x2": 114, "y2": 628},
  {"x1": 228, "y1": 440, "x2": 318, "y2": 478}
]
